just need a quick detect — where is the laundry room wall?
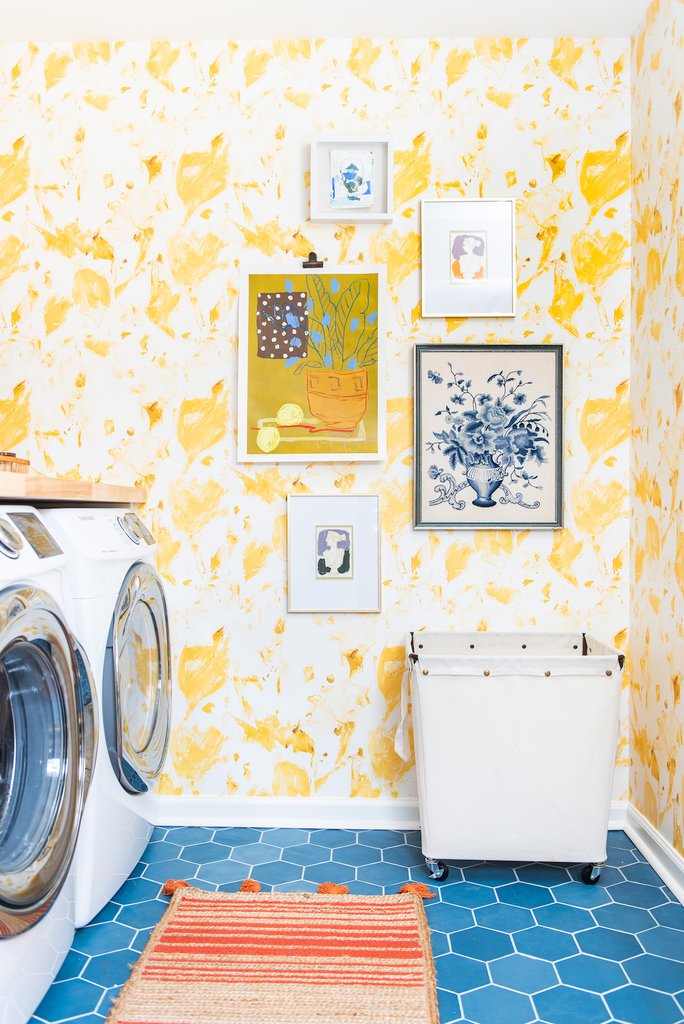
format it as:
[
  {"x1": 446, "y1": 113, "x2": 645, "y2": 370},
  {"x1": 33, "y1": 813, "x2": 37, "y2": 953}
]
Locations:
[
  {"x1": 630, "y1": 0, "x2": 684, "y2": 856},
  {"x1": 0, "y1": 38, "x2": 631, "y2": 812}
]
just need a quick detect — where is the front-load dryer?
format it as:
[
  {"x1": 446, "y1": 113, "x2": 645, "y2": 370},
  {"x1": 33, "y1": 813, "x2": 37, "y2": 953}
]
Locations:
[
  {"x1": 42, "y1": 508, "x2": 171, "y2": 929},
  {"x1": 0, "y1": 507, "x2": 96, "y2": 1024}
]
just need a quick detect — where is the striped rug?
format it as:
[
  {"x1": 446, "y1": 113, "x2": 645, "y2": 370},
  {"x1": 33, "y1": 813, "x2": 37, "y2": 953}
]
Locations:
[{"x1": 107, "y1": 888, "x2": 439, "y2": 1024}]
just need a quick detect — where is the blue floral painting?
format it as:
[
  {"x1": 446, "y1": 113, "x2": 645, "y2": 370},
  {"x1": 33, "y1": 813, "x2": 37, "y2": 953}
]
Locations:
[{"x1": 415, "y1": 345, "x2": 563, "y2": 529}]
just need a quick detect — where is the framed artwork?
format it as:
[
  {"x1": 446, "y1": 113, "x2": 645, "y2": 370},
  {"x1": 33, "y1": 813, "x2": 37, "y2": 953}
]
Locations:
[
  {"x1": 421, "y1": 199, "x2": 516, "y2": 317},
  {"x1": 238, "y1": 266, "x2": 385, "y2": 462},
  {"x1": 414, "y1": 344, "x2": 563, "y2": 530},
  {"x1": 287, "y1": 494, "x2": 381, "y2": 613},
  {"x1": 310, "y1": 138, "x2": 393, "y2": 222}
]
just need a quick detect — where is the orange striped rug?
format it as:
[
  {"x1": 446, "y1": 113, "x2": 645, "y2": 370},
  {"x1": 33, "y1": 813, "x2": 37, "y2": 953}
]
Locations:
[{"x1": 106, "y1": 888, "x2": 439, "y2": 1024}]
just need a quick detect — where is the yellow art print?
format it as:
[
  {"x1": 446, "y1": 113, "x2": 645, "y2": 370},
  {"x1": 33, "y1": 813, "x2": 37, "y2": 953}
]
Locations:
[{"x1": 238, "y1": 266, "x2": 385, "y2": 462}]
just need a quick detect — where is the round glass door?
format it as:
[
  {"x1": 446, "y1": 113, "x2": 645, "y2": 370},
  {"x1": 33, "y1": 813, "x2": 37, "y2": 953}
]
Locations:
[
  {"x1": 108, "y1": 563, "x2": 170, "y2": 793},
  {"x1": 0, "y1": 589, "x2": 84, "y2": 937}
]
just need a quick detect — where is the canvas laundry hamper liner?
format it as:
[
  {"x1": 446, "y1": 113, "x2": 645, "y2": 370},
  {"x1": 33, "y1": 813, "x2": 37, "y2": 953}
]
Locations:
[{"x1": 407, "y1": 632, "x2": 623, "y2": 866}]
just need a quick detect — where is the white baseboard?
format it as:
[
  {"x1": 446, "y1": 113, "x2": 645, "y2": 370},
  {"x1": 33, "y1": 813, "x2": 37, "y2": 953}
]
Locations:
[
  {"x1": 624, "y1": 804, "x2": 684, "y2": 905},
  {"x1": 609, "y1": 800, "x2": 628, "y2": 830},
  {"x1": 153, "y1": 795, "x2": 422, "y2": 830}
]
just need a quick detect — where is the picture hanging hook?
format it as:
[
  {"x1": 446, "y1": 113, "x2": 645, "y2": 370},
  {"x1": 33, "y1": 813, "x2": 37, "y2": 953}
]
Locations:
[{"x1": 302, "y1": 251, "x2": 324, "y2": 269}]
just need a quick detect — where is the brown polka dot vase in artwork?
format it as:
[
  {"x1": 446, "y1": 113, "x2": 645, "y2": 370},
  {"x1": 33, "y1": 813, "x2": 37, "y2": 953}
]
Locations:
[{"x1": 256, "y1": 292, "x2": 309, "y2": 359}]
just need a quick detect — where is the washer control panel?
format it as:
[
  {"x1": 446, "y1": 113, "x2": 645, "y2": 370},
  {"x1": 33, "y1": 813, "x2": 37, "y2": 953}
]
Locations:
[{"x1": 6, "y1": 512, "x2": 63, "y2": 559}]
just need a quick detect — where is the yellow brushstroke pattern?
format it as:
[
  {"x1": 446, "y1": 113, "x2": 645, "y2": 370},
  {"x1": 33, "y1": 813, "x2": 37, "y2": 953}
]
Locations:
[
  {"x1": 178, "y1": 628, "x2": 228, "y2": 712},
  {"x1": 177, "y1": 381, "x2": 227, "y2": 461},
  {"x1": 176, "y1": 135, "x2": 229, "y2": 216}
]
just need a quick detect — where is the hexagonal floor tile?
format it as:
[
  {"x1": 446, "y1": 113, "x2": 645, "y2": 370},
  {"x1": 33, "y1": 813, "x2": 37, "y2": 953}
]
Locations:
[
  {"x1": 424, "y1": 902, "x2": 474, "y2": 934},
  {"x1": 435, "y1": 952, "x2": 489, "y2": 993},
  {"x1": 462, "y1": 984, "x2": 535, "y2": 1024},
  {"x1": 195, "y1": 859, "x2": 252, "y2": 885},
  {"x1": 382, "y1": 845, "x2": 426, "y2": 868},
  {"x1": 332, "y1": 844, "x2": 379, "y2": 867},
  {"x1": 261, "y1": 828, "x2": 310, "y2": 847},
  {"x1": 111, "y1": 877, "x2": 162, "y2": 905},
  {"x1": 304, "y1": 862, "x2": 355, "y2": 884},
  {"x1": 229, "y1": 842, "x2": 281, "y2": 865},
  {"x1": 553, "y1": 881, "x2": 612, "y2": 909},
  {"x1": 437, "y1": 986, "x2": 463, "y2": 1024},
  {"x1": 624, "y1": 953, "x2": 684, "y2": 993},
  {"x1": 53, "y1": 949, "x2": 88, "y2": 984},
  {"x1": 451, "y1": 926, "x2": 514, "y2": 961},
  {"x1": 490, "y1": 953, "x2": 557, "y2": 994},
  {"x1": 139, "y1": 840, "x2": 182, "y2": 864},
  {"x1": 182, "y1": 842, "x2": 231, "y2": 864},
  {"x1": 556, "y1": 953, "x2": 626, "y2": 993},
  {"x1": 250, "y1": 861, "x2": 302, "y2": 885},
  {"x1": 534, "y1": 984, "x2": 609, "y2": 1024},
  {"x1": 357, "y1": 829, "x2": 408, "y2": 848},
  {"x1": 576, "y1": 926, "x2": 642, "y2": 961},
  {"x1": 639, "y1": 926, "x2": 684, "y2": 961},
  {"x1": 605, "y1": 984, "x2": 683, "y2": 1024},
  {"x1": 35, "y1": 979, "x2": 105, "y2": 1022},
  {"x1": 212, "y1": 827, "x2": 262, "y2": 846},
  {"x1": 82, "y1": 949, "x2": 140, "y2": 987},
  {"x1": 283, "y1": 844, "x2": 331, "y2": 866},
  {"x1": 516, "y1": 863, "x2": 572, "y2": 886},
  {"x1": 534, "y1": 902, "x2": 595, "y2": 933},
  {"x1": 271, "y1": 880, "x2": 318, "y2": 893},
  {"x1": 592, "y1": 902, "x2": 654, "y2": 933},
  {"x1": 463, "y1": 863, "x2": 517, "y2": 886},
  {"x1": 115, "y1": 899, "x2": 167, "y2": 929},
  {"x1": 475, "y1": 903, "x2": 535, "y2": 933},
  {"x1": 651, "y1": 902, "x2": 684, "y2": 929},
  {"x1": 356, "y1": 862, "x2": 410, "y2": 887},
  {"x1": 72, "y1": 922, "x2": 136, "y2": 956},
  {"x1": 164, "y1": 826, "x2": 214, "y2": 846},
  {"x1": 608, "y1": 880, "x2": 668, "y2": 909},
  {"x1": 142, "y1": 858, "x2": 198, "y2": 884},
  {"x1": 440, "y1": 882, "x2": 497, "y2": 909},
  {"x1": 309, "y1": 829, "x2": 357, "y2": 848},
  {"x1": 514, "y1": 926, "x2": 578, "y2": 960},
  {"x1": 497, "y1": 881, "x2": 554, "y2": 909}
]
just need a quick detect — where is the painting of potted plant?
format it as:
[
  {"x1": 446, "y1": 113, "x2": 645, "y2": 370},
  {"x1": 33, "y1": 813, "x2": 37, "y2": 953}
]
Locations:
[
  {"x1": 415, "y1": 344, "x2": 563, "y2": 529},
  {"x1": 238, "y1": 268, "x2": 384, "y2": 463}
]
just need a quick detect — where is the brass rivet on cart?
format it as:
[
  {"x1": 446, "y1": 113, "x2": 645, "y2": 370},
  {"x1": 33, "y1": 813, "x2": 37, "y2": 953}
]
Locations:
[
  {"x1": 422, "y1": 668, "x2": 429, "y2": 676},
  {"x1": 606, "y1": 669, "x2": 612, "y2": 676},
  {"x1": 545, "y1": 670, "x2": 551, "y2": 677},
  {"x1": 483, "y1": 669, "x2": 490, "y2": 677}
]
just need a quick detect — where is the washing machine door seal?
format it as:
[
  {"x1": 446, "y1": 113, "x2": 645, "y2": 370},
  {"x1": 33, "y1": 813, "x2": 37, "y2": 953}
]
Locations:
[
  {"x1": 106, "y1": 562, "x2": 171, "y2": 794},
  {"x1": 0, "y1": 586, "x2": 95, "y2": 938}
]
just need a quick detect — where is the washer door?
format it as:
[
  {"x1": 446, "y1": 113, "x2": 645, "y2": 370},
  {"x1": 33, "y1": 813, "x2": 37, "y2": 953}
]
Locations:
[
  {"x1": 106, "y1": 562, "x2": 171, "y2": 794},
  {"x1": 0, "y1": 587, "x2": 94, "y2": 937}
]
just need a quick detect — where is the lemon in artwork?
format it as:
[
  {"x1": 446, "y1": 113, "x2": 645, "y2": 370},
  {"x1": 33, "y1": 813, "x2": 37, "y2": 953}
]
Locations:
[
  {"x1": 256, "y1": 425, "x2": 281, "y2": 453},
  {"x1": 276, "y1": 403, "x2": 304, "y2": 426}
]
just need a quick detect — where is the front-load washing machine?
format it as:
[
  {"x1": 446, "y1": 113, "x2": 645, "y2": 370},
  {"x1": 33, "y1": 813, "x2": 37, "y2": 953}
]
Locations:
[
  {"x1": 42, "y1": 508, "x2": 171, "y2": 928},
  {"x1": 0, "y1": 507, "x2": 96, "y2": 1024}
]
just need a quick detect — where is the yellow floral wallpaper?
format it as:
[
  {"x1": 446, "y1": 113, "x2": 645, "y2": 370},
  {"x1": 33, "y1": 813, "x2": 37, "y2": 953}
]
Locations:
[
  {"x1": 0, "y1": 38, "x2": 631, "y2": 803},
  {"x1": 631, "y1": 0, "x2": 684, "y2": 854}
]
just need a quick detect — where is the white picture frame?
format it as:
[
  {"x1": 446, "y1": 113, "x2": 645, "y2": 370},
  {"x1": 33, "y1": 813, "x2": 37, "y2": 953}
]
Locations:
[
  {"x1": 421, "y1": 198, "x2": 516, "y2": 318},
  {"x1": 310, "y1": 138, "x2": 393, "y2": 223},
  {"x1": 287, "y1": 494, "x2": 381, "y2": 613}
]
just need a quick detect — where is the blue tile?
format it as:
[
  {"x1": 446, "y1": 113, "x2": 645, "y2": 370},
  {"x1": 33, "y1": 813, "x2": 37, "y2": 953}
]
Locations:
[
  {"x1": 515, "y1": 926, "x2": 578, "y2": 960},
  {"x1": 475, "y1": 903, "x2": 535, "y2": 933},
  {"x1": 405, "y1": 830, "x2": 422, "y2": 847},
  {"x1": 534, "y1": 903, "x2": 594, "y2": 933},
  {"x1": 139, "y1": 840, "x2": 182, "y2": 864},
  {"x1": 577, "y1": 926, "x2": 642, "y2": 961},
  {"x1": 607, "y1": 830, "x2": 635, "y2": 850},
  {"x1": 82, "y1": 949, "x2": 140, "y2": 987},
  {"x1": 604, "y1": 846, "x2": 639, "y2": 867},
  {"x1": 111, "y1": 877, "x2": 161, "y2": 905},
  {"x1": 440, "y1": 882, "x2": 497, "y2": 909},
  {"x1": 451, "y1": 927, "x2": 514, "y2": 961},
  {"x1": 87, "y1": 902, "x2": 121, "y2": 925},
  {"x1": 516, "y1": 864, "x2": 571, "y2": 887},
  {"x1": 142, "y1": 858, "x2": 198, "y2": 884},
  {"x1": 592, "y1": 902, "x2": 654, "y2": 933},
  {"x1": 229, "y1": 842, "x2": 281, "y2": 865},
  {"x1": 344, "y1": 880, "x2": 384, "y2": 896},
  {"x1": 639, "y1": 926, "x2": 684, "y2": 962},
  {"x1": 357, "y1": 829, "x2": 407, "y2": 848},
  {"x1": 356, "y1": 862, "x2": 410, "y2": 886},
  {"x1": 463, "y1": 863, "x2": 518, "y2": 886},
  {"x1": 608, "y1": 880, "x2": 668, "y2": 909},
  {"x1": 303, "y1": 862, "x2": 355, "y2": 884},
  {"x1": 35, "y1": 979, "x2": 105, "y2": 1021},
  {"x1": 497, "y1": 882, "x2": 553, "y2": 909},
  {"x1": 261, "y1": 828, "x2": 310, "y2": 847},
  {"x1": 605, "y1": 985, "x2": 683, "y2": 1024},
  {"x1": 533, "y1": 985, "x2": 609, "y2": 1024},
  {"x1": 652, "y1": 903, "x2": 684, "y2": 929},
  {"x1": 182, "y1": 841, "x2": 230, "y2": 864},
  {"x1": 271, "y1": 880, "x2": 318, "y2": 893},
  {"x1": 383, "y1": 845, "x2": 426, "y2": 868},
  {"x1": 425, "y1": 902, "x2": 475, "y2": 934},
  {"x1": 130, "y1": 927, "x2": 153, "y2": 952},
  {"x1": 553, "y1": 881, "x2": 612, "y2": 909},
  {"x1": 72, "y1": 922, "x2": 136, "y2": 955},
  {"x1": 490, "y1": 953, "x2": 557, "y2": 994},
  {"x1": 436, "y1": 953, "x2": 489, "y2": 993},
  {"x1": 250, "y1": 861, "x2": 302, "y2": 885},
  {"x1": 310, "y1": 829, "x2": 357, "y2": 848},
  {"x1": 430, "y1": 931, "x2": 450, "y2": 957},
  {"x1": 212, "y1": 827, "x2": 262, "y2": 846},
  {"x1": 165, "y1": 826, "x2": 214, "y2": 846},
  {"x1": 149, "y1": 825, "x2": 167, "y2": 841},
  {"x1": 437, "y1": 987, "x2": 463, "y2": 1023},
  {"x1": 624, "y1": 954, "x2": 684, "y2": 993},
  {"x1": 556, "y1": 954, "x2": 626, "y2": 993},
  {"x1": 284, "y1": 844, "x2": 331, "y2": 866},
  {"x1": 195, "y1": 859, "x2": 251, "y2": 885},
  {"x1": 116, "y1": 899, "x2": 167, "y2": 929},
  {"x1": 54, "y1": 949, "x2": 89, "y2": 983},
  {"x1": 332, "y1": 844, "x2": 379, "y2": 866},
  {"x1": 620, "y1": 861, "x2": 667, "y2": 886},
  {"x1": 462, "y1": 984, "x2": 535, "y2": 1024},
  {"x1": 96, "y1": 986, "x2": 122, "y2": 1016}
]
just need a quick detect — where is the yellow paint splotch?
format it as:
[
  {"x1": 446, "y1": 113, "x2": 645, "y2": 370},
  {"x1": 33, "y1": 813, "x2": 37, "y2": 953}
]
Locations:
[
  {"x1": 179, "y1": 628, "x2": 228, "y2": 712},
  {"x1": 44, "y1": 52, "x2": 71, "y2": 88},
  {"x1": 237, "y1": 219, "x2": 312, "y2": 258},
  {"x1": 176, "y1": 135, "x2": 229, "y2": 217},
  {"x1": 549, "y1": 265, "x2": 583, "y2": 336},
  {"x1": 446, "y1": 541, "x2": 474, "y2": 580},
  {"x1": 378, "y1": 646, "x2": 404, "y2": 714},
  {"x1": 177, "y1": 381, "x2": 227, "y2": 461},
  {"x1": 344, "y1": 649, "x2": 364, "y2": 676},
  {"x1": 474, "y1": 532, "x2": 514, "y2": 557},
  {"x1": 146, "y1": 270, "x2": 179, "y2": 337},
  {"x1": 243, "y1": 541, "x2": 271, "y2": 581},
  {"x1": 580, "y1": 381, "x2": 629, "y2": 462},
  {"x1": 168, "y1": 231, "x2": 224, "y2": 287},
  {"x1": 146, "y1": 42, "x2": 179, "y2": 89},
  {"x1": 73, "y1": 269, "x2": 110, "y2": 310},
  {"x1": 0, "y1": 382, "x2": 30, "y2": 448},
  {"x1": 0, "y1": 236, "x2": 26, "y2": 286},
  {"x1": 445, "y1": 47, "x2": 473, "y2": 86},
  {"x1": 369, "y1": 726, "x2": 412, "y2": 788},
  {"x1": 571, "y1": 479, "x2": 627, "y2": 536},
  {"x1": 549, "y1": 39, "x2": 583, "y2": 89},
  {"x1": 572, "y1": 230, "x2": 629, "y2": 288},
  {"x1": 44, "y1": 296, "x2": 70, "y2": 335},
  {"x1": 155, "y1": 525, "x2": 181, "y2": 583},
  {"x1": 347, "y1": 39, "x2": 381, "y2": 88},
  {"x1": 244, "y1": 48, "x2": 271, "y2": 87},
  {"x1": 369, "y1": 230, "x2": 419, "y2": 290},
  {"x1": 170, "y1": 479, "x2": 225, "y2": 534},
  {"x1": 394, "y1": 133, "x2": 431, "y2": 209},
  {"x1": 351, "y1": 759, "x2": 381, "y2": 798},
  {"x1": 474, "y1": 39, "x2": 514, "y2": 62},
  {"x1": 579, "y1": 132, "x2": 630, "y2": 218},
  {"x1": 0, "y1": 138, "x2": 29, "y2": 209},
  {"x1": 272, "y1": 761, "x2": 310, "y2": 797},
  {"x1": 170, "y1": 725, "x2": 224, "y2": 781},
  {"x1": 549, "y1": 530, "x2": 583, "y2": 584},
  {"x1": 675, "y1": 529, "x2": 684, "y2": 596}
]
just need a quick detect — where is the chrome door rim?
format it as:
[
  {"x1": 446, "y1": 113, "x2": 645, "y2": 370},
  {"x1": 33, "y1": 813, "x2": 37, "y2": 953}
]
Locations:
[{"x1": 0, "y1": 586, "x2": 94, "y2": 937}]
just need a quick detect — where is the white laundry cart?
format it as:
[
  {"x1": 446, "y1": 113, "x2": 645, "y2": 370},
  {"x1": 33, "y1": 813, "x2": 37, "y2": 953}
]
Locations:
[{"x1": 407, "y1": 632, "x2": 623, "y2": 884}]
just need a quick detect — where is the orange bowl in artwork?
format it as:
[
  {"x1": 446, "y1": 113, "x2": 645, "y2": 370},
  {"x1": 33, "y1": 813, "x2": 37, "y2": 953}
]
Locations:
[{"x1": 305, "y1": 369, "x2": 369, "y2": 430}]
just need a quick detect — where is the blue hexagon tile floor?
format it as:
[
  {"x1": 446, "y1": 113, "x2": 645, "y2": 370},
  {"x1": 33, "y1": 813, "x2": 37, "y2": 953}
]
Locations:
[{"x1": 31, "y1": 829, "x2": 684, "y2": 1024}]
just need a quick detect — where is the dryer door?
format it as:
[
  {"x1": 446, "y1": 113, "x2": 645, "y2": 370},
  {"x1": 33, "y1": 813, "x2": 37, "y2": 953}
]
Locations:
[
  {"x1": 0, "y1": 586, "x2": 94, "y2": 938},
  {"x1": 106, "y1": 562, "x2": 171, "y2": 794}
]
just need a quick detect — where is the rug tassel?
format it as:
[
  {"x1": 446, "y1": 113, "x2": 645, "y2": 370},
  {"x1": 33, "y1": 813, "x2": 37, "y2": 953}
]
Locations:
[
  {"x1": 161, "y1": 878, "x2": 192, "y2": 896},
  {"x1": 239, "y1": 878, "x2": 262, "y2": 893},
  {"x1": 317, "y1": 882, "x2": 350, "y2": 894},
  {"x1": 398, "y1": 883, "x2": 435, "y2": 899}
]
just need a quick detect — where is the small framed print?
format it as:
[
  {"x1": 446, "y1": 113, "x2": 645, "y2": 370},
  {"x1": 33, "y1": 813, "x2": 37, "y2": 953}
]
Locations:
[
  {"x1": 421, "y1": 199, "x2": 516, "y2": 317},
  {"x1": 287, "y1": 495, "x2": 381, "y2": 613},
  {"x1": 310, "y1": 138, "x2": 393, "y2": 222},
  {"x1": 415, "y1": 344, "x2": 563, "y2": 530}
]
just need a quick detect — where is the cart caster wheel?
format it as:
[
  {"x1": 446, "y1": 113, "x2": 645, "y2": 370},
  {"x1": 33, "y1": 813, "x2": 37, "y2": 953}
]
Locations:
[
  {"x1": 581, "y1": 864, "x2": 601, "y2": 885},
  {"x1": 426, "y1": 859, "x2": 449, "y2": 881}
]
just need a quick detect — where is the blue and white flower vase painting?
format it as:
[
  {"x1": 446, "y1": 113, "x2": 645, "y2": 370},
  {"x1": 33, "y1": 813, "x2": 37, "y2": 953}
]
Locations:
[
  {"x1": 330, "y1": 149, "x2": 374, "y2": 209},
  {"x1": 414, "y1": 344, "x2": 563, "y2": 530}
]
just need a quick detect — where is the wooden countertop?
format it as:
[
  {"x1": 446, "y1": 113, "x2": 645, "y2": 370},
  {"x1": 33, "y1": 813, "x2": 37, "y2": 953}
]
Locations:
[{"x1": 0, "y1": 472, "x2": 145, "y2": 505}]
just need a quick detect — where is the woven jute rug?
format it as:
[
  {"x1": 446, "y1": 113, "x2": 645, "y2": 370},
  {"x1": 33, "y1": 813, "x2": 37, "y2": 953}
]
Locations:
[{"x1": 106, "y1": 888, "x2": 439, "y2": 1024}]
